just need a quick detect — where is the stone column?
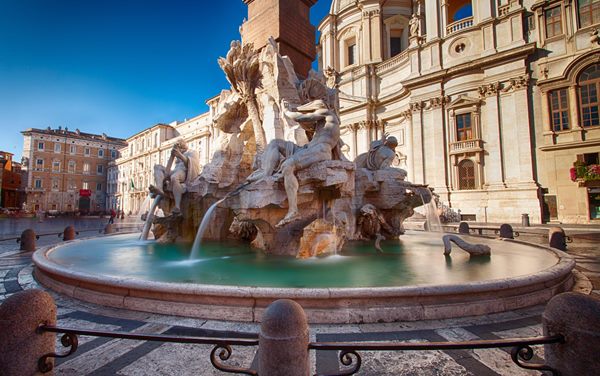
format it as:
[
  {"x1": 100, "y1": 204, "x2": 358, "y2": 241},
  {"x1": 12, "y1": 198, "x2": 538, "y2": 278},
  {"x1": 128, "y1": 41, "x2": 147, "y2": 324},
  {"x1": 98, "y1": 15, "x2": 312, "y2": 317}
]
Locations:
[
  {"x1": 0, "y1": 289, "x2": 57, "y2": 376},
  {"x1": 426, "y1": 0, "x2": 440, "y2": 41},
  {"x1": 259, "y1": 299, "x2": 309, "y2": 376},
  {"x1": 543, "y1": 292, "x2": 600, "y2": 375}
]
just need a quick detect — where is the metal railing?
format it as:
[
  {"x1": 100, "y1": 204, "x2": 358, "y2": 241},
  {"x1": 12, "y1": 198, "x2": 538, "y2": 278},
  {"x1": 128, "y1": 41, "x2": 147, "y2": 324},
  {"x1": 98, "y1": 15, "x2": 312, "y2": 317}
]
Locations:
[
  {"x1": 38, "y1": 325, "x2": 259, "y2": 375},
  {"x1": 37, "y1": 324, "x2": 563, "y2": 375}
]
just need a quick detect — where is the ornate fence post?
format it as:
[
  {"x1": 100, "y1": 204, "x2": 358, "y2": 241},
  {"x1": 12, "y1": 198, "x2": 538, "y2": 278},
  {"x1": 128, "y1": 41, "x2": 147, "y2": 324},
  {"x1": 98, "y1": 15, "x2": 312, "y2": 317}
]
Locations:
[
  {"x1": 259, "y1": 299, "x2": 310, "y2": 375},
  {"x1": 0, "y1": 289, "x2": 57, "y2": 375},
  {"x1": 548, "y1": 226, "x2": 567, "y2": 251},
  {"x1": 458, "y1": 222, "x2": 470, "y2": 234},
  {"x1": 543, "y1": 292, "x2": 600, "y2": 375},
  {"x1": 499, "y1": 224, "x2": 514, "y2": 239},
  {"x1": 20, "y1": 228, "x2": 37, "y2": 252},
  {"x1": 63, "y1": 226, "x2": 76, "y2": 241}
]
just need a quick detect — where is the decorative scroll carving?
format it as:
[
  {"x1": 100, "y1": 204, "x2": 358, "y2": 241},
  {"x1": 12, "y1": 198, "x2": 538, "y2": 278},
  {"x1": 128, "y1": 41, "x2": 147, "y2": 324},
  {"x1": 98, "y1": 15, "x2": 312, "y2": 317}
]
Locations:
[
  {"x1": 501, "y1": 75, "x2": 530, "y2": 93},
  {"x1": 478, "y1": 82, "x2": 501, "y2": 97}
]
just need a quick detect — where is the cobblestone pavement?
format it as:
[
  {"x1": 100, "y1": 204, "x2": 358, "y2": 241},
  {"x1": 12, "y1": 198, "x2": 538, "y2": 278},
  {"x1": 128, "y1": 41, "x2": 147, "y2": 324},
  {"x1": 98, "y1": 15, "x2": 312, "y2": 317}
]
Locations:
[{"x1": 1, "y1": 222, "x2": 599, "y2": 375}]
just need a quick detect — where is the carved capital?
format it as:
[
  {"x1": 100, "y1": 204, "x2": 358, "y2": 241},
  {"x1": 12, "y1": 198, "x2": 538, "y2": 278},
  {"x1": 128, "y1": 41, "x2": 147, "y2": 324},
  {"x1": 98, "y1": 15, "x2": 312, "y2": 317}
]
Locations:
[
  {"x1": 427, "y1": 95, "x2": 451, "y2": 109},
  {"x1": 501, "y1": 75, "x2": 530, "y2": 93},
  {"x1": 410, "y1": 101, "x2": 424, "y2": 113},
  {"x1": 478, "y1": 82, "x2": 501, "y2": 98}
]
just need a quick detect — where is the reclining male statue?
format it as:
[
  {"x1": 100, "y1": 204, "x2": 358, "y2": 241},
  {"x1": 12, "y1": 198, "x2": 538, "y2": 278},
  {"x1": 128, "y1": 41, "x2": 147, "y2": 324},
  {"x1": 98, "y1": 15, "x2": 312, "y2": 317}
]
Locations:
[{"x1": 247, "y1": 99, "x2": 341, "y2": 228}]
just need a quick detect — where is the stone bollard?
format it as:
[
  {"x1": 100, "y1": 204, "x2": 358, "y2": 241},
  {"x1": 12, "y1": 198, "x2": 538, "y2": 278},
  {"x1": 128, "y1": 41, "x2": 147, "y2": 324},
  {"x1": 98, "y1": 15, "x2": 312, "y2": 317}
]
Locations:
[
  {"x1": 548, "y1": 226, "x2": 567, "y2": 251},
  {"x1": 543, "y1": 292, "x2": 600, "y2": 375},
  {"x1": 104, "y1": 224, "x2": 115, "y2": 234},
  {"x1": 521, "y1": 213, "x2": 530, "y2": 227},
  {"x1": 259, "y1": 299, "x2": 309, "y2": 376},
  {"x1": 0, "y1": 289, "x2": 57, "y2": 375},
  {"x1": 20, "y1": 228, "x2": 37, "y2": 252},
  {"x1": 63, "y1": 225, "x2": 76, "y2": 241},
  {"x1": 458, "y1": 221, "x2": 470, "y2": 234},
  {"x1": 499, "y1": 224, "x2": 514, "y2": 239}
]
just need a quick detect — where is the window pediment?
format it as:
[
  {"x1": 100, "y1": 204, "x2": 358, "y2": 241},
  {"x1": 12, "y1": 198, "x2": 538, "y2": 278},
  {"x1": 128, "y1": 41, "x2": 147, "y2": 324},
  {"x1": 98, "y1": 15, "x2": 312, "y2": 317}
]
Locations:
[{"x1": 446, "y1": 95, "x2": 482, "y2": 110}]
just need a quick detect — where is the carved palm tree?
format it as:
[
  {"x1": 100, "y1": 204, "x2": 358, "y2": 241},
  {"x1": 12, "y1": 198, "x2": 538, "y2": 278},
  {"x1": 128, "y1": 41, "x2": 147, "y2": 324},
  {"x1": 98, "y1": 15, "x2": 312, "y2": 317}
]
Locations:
[{"x1": 218, "y1": 41, "x2": 266, "y2": 156}]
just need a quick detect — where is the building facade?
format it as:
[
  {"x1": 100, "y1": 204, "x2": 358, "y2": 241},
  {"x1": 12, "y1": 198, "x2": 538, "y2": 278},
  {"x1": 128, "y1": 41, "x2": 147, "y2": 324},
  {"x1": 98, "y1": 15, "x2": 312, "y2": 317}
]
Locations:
[
  {"x1": 21, "y1": 127, "x2": 127, "y2": 213},
  {"x1": 0, "y1": 151, "x2": 23, "y2": 209},
  {"x1": 318, "y1": 0, "x2": 600, "y2": 223}
]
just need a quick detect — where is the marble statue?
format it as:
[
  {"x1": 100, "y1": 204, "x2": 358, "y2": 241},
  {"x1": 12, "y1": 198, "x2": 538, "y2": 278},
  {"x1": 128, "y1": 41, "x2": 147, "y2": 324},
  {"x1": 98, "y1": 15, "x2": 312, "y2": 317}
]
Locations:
[
  {"x1": 409, "y1": 14, "x2": 420, "y2": 37},
  {"x1": 149, "y1": 139, "x2": 200, "y2": 214},
  {"x1": 442, "y1": 234, "x2": 491, "y2": 257},
  {"x1": 357, "y1": 204, "x2": 394, "y2": 252},
  {"x1": 355, "y1": 134, "x2": 400, "y2": 171},
  {"x1": 247, "y1": 99, "x2": 341, "y2": 228}
]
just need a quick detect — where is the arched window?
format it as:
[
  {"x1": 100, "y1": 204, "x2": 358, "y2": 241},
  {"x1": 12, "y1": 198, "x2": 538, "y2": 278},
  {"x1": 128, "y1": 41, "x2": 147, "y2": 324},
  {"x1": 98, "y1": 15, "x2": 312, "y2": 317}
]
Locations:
[
  {"x1": 458, "y1": 159, "x2": 476, "y2": 190},
  {"x1": 447, "y1": 1, "x2": 473, "y2": 34},
  {"x1": 578, "y1": 63, "x2": 600, "y2": 128}
]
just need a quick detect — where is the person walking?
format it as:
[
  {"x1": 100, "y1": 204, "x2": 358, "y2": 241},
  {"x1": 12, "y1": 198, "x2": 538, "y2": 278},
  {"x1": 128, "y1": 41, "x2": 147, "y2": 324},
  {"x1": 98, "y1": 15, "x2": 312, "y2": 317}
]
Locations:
[{"x1": 108, "y1": 208, "x2": 116, "y2": 224}]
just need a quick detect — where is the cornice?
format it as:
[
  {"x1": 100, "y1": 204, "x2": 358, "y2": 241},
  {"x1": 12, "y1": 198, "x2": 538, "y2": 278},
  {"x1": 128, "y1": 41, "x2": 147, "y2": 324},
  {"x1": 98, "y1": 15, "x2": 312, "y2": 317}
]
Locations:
[{"x1": 402, "y1": 43, "x2": 537, "y2": 89}]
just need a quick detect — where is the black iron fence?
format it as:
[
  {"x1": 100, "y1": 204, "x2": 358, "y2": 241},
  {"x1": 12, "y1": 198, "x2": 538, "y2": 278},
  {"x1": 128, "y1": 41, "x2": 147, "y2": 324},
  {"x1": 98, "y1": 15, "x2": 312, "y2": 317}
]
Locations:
[{"x1": 36, "y1": 323, "x2": 563, "y2": 375}]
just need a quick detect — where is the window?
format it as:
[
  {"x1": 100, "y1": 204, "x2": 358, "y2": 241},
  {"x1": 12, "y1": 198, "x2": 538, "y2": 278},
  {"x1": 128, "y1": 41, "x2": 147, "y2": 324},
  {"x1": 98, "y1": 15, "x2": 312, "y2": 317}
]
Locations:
[
  {"x1": 578, "y1": 0, "x2": 600, "y2": 27},
  {"x1": 456, "y1": 113, "x2": 473, "y2": 141},
  {"x1": 545, "y1": 7, "x2": 562, "y2": 38},
  {"x1": 83, "y1": 162, "x2": 90, "y2": 174},
  {"x1": 82, "y1": 181, "x2": 89, "y2": 190},
  {"x1": 52, "y1": 160, "x2": 61, "y2": 172},
  {"x1": 52, "y1": 179, "x2": 59, "y2": 190},
  {"x1": 68, "y1": 180, "x2": 77, "y2": 191},
  {"x1": 34, "y1": 179, "x2": 42, "y2": 189},
  {"x1": 68, "y1": 160, "x2": 76, "y2": 173},
  {"x1": 96, "y1": 182, "x2": 102, "y2": 191},
  {"x1": 97, "y1": 165, "x2": 104, "y2": 174},
  {"x1": 549, "y1": 88, "x2": 570, "y2": 131},
  {"x1": 54, "y1": 143, "x2": 61, "y2": 153},
  {"x1": 347, "y1": 42, "x2": 357, "y2": 65},
  {"x1": 578, "y1": 63, "x2": 600, "y2": 127},
  {"x1": 390, "y1": 29, "x2": 403, "y2": 57},
  {"x1": 111, "y1": 150, "x2": 117, "y2": 159},
  {"x1": 458, "y1": 159, "x2": 476, "y2": 190},
  {"x1": 37, "y1": 142, "x2": 44, "y2": 151},
  {"x1": 84, "y1": 147, "x2": 90, "y2": 156},
  {"x1": 98, "y1": 149, "x2": 104, "y2": 158},
  {"x1": 70, "y1": 145, "x2": 76, "y2": 154},
  {"x1": 154, "y1": 134, "x2": 158, "y2": 148},
  {"x1": 36, "y1": 158, "x2": 44, "y2": 170}
]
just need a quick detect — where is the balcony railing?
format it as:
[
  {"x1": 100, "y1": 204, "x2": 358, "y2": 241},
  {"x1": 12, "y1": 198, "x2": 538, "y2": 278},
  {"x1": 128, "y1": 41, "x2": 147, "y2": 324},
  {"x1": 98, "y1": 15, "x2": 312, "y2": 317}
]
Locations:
[
  {"x1": 446, "y1": 17, "x2": 474, "y2": 35},
  {"x1": 450, "y1": 139, "x2": 483, "y2": 154},
  {"x1": 498, "y1": 4, "x2": 510, "y2": 17}
]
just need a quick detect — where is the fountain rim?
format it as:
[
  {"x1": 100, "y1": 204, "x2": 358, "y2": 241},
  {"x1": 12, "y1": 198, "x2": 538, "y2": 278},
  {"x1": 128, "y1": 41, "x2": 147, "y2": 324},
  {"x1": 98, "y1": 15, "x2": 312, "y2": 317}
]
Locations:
[{"x1": 32, "y1": 234, "x2": 575, "y2": 299}]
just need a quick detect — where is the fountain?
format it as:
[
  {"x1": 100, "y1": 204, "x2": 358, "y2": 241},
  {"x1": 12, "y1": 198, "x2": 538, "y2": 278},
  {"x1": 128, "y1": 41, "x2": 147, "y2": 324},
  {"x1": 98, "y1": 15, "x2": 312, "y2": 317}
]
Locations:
[{"x1": 32, "y1": 38, "x2": 575, "y2": 324}]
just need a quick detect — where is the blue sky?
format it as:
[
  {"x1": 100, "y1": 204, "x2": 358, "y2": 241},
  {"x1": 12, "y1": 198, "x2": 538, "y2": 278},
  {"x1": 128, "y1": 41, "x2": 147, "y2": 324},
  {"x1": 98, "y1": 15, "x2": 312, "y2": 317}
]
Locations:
[{"x1": 0, "y1": 0, "x2": 331, "y2": 160}]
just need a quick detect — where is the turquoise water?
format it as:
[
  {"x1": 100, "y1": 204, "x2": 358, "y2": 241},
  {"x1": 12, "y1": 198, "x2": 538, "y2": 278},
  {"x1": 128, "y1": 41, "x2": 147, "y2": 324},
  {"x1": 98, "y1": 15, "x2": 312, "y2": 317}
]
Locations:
[{"x1": 47, "y1": 232, "x2": 557, "y2": 288}]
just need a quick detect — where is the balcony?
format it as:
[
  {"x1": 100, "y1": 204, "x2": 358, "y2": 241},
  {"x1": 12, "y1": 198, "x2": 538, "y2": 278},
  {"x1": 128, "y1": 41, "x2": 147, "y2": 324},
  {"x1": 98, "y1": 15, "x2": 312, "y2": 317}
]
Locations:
[
  {"x1": 498, "y1": 4, "x2": 510, "y2": 17},
  {"x1": 449, "y1": 139, "x2": 483, "y2": 154},
  {"x1": 446, "y1": 17, "x2": 474, "y2": 35}
]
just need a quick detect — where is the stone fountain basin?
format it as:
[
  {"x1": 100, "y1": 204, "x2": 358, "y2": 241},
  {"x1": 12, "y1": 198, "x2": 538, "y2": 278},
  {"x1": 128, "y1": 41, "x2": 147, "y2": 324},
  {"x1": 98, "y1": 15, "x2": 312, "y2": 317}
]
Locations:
[{"x1": 32, "y1": 234, "x2": 575, "y2": 324}]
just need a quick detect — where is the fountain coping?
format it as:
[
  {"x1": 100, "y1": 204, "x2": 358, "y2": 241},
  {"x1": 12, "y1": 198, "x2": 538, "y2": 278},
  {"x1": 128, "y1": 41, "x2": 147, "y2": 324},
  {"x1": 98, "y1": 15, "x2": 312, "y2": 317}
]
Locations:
[{"x1": 32, "y1": 234, "x2": 576, "y2": 323}]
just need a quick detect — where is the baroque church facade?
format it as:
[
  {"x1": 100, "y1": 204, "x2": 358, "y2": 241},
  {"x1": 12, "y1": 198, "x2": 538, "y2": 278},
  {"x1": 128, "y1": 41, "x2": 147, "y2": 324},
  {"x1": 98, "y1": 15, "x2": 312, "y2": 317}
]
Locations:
[{"x1": 318, "y1": 0, "x2": 600, "y2": 223}]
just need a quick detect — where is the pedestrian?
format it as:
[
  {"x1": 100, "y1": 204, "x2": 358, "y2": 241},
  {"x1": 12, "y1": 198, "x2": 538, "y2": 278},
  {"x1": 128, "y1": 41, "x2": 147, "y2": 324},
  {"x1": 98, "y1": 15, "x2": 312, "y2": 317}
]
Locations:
[{"x1": 109, "y1": 208, "x2": 116, "y2": 224}]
